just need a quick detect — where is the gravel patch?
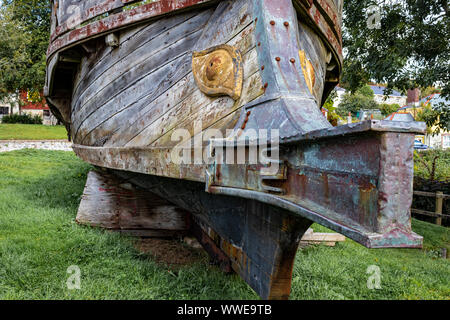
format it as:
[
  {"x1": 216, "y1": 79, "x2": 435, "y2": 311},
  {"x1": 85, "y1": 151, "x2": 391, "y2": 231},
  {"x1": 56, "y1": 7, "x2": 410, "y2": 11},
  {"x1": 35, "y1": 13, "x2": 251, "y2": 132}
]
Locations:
[{"x1": 0, "y1": 140, "x2": 73, "y2": 153}]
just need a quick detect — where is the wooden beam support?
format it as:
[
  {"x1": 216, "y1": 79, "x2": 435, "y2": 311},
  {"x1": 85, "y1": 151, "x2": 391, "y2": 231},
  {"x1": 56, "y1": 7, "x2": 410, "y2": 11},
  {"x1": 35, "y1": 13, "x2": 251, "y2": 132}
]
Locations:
[{"x1": 76, "y1": 170, "x2": 191, "y2": 236}]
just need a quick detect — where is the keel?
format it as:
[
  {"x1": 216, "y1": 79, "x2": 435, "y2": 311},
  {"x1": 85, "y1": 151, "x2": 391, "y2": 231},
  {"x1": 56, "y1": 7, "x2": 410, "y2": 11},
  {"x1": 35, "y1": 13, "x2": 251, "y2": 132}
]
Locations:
[{"x1": 112, "y1": 170, "x2": 312, "y2": 300}]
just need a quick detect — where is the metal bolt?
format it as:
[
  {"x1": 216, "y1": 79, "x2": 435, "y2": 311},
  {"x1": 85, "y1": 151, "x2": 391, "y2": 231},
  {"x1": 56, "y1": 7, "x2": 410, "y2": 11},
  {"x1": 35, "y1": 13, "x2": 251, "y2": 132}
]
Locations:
[
  {"x1": 261, "y1": 65, "x2": 265, "y2": 70},
  {"x1": 284, "y1": 22, "x2": 289, "y2": 27},
  {"x1": 270, "y1": 20, "x2": 275, "y2": 25},
  {"x1": 275, "y1": 57, "x2": 281, "y2": 62},
  {"x1": 258, "y1": 42, "x2": 261, "y2": 46},
  {"x1": 264, "y1": 83, "x2": 268, "y2": 89},
  {"x1": 290, "y1": 58, "x2": 296, "y2": 63}
]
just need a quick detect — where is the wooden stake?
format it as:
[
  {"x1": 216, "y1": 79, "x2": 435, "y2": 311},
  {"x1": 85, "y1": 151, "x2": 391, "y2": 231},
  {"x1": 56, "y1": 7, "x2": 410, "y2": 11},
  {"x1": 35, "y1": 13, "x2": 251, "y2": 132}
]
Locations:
[{"x1": 436, "y1": 192, "x2": 443, "y2": 226}]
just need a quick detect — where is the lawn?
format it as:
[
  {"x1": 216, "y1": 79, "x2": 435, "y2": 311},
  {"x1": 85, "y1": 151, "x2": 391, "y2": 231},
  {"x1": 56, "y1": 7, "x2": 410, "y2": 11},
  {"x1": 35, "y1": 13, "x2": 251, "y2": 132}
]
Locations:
[
  {"x1": 0, "y1": 149, "x2": 448, "y2": 300},
  {"x1": 0, "y1": 124, "x2": 68, "y2": 140}
]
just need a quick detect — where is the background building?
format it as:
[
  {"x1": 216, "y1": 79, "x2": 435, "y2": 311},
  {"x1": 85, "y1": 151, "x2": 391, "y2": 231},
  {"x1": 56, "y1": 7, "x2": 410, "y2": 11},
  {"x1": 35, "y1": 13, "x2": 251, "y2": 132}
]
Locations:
[
  {"x1": 19, "y1": 90, "x2": 58, "y2": 125},
  {"x1": 0, "y1": 95, "x2": 20, "y2": 121},
  {"x1": 332, "y1": 85, "x2": 407, "y2": 108}
]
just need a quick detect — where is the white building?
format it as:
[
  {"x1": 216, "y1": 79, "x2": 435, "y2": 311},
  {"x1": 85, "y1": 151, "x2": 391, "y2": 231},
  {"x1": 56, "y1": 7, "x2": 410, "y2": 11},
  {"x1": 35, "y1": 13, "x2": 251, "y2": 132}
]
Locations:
[
  {"x1": 370, "y1": 85, "x2": 407, "y2": 106},
  {"x1": 0, "y1": 95, "x2": 20, "y2": 121}
]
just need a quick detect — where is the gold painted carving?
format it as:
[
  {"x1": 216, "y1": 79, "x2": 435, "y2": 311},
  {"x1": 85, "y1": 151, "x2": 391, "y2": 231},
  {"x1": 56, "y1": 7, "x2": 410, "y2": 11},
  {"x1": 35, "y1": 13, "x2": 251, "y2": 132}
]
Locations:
[
  {"x1": 192, "y1": 45, "x2": 243, "y2": 100},
  {"x1": 299, "y1": 50, "x2": 316, "y2": 95}
]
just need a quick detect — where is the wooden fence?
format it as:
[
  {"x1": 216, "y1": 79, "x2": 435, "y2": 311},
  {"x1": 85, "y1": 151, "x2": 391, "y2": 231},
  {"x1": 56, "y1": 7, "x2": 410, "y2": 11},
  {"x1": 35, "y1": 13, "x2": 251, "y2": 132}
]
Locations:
[{"x1": 412, "y1": 191, "x2": 450, "y2": 226}]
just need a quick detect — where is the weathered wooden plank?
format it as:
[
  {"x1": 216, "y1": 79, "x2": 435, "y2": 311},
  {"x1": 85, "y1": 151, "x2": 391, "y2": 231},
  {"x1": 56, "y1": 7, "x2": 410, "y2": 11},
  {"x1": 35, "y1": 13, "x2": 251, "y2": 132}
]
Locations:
[
  {"x1": 120, "y1": 22, "x2": 258, "y2": 147},
  {"x1": 414, "y1": 191, "x2": 450, "y2": 199},
  {"x1": 83, "y1": 54, "x2": 194, "y2": 146},
  {"x1": 72, "y1": 10, "x2": 211, "y2": 123},
  {"x1": 121, "y1": 49, "x2": 263, "y2": 146},
  {"x1": 76, "y1": 170, "x2": 190, "y2": 231},
  {"x1": 296, "y1": 21, "x2": 329, "y2": 104},
  {"x1": 47, "y1": 0, "x2": 216, "y2": 57},
  {"x1": 71, "y1": 10, "x2": 202, "y2": 107},
  {"x1": 150, "y1": 66, "x2": 263, "y2": 147},
  {"x1": 411, "y1": 208, "x2": 450, "y2": 219},
  {"x1": 193, "y1": 0, "x2": 254, "y2": 51},
  {"x1": 300, "y1": 230, "x2": 346, "y2": 242},
  {"x1": 77, "y1": 52, "x2": 194, "y2": 145},
  {"x1": 53, "y1": 0, "x2": 127, "y2": 41},
  {"x1": 128, "y1": 61, "x2": 261, "y2": 148},
  {"x1": 84, "y1": 21, "x2": 258, "y2": 147},
  {"x1": 105, "y1": 68, "x2": 199, "y2": 147},
  {"x1": 73, "y1": 28, "x2": 205, "y2": 142},
  {"x1": 72, "y1": 22, "x2": 162, "y2": 100}
]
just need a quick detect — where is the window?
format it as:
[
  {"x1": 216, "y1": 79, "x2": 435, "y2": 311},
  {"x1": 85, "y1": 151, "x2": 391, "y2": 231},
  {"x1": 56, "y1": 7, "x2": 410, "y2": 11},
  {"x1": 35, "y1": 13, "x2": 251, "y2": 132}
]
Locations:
[
  {"x1": 43, "y1": 110, "x2": 50, "y2": 117},
  {"x1": 0, "y1": 107, "x2": 9, "y2": 115}
]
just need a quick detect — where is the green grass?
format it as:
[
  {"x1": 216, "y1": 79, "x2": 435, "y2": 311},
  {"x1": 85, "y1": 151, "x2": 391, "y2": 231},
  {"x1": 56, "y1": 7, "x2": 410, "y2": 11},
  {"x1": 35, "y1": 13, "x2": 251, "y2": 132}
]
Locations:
[
  {"x1": 0, "y1": 150, "x2": 449, "y2": 300},
  {"x1": 0, "y1": 124, "x2": 68, "y2": 140}
]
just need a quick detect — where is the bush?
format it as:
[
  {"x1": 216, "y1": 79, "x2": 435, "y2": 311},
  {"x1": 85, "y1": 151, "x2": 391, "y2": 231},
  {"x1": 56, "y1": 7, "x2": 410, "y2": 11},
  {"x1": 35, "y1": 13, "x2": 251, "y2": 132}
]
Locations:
[
  {"x1": 379, "y1": 103, "x2": 400, "y2": 116},
  {"x1": 1, "y1": 113, "x2": 42, "y2": 124},
  {"x1": 414, "y1": 149, "x2": 450, "y2": 181},
  {"x1": 413, "y1": 149, "x2": 449, "y2": 226},
  {"x1": 336, "y1": 85, "x2": 379, "y2": 117}
]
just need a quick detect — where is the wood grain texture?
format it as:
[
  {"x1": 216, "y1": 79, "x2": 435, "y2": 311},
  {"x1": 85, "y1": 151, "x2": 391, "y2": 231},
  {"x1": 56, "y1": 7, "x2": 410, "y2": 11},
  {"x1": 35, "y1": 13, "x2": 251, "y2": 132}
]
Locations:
[
  {"x1": 71, "y1": 10, "x2": 201, "y2": 113},
  {"x1": 73, "y1": 10, "x2": 213, "y2": 143},
  {"x1": 76, "y1": 170, "x2": 190, "y2": 232},
  {"x1": 71, "y1": 0, "x2": 262, "y2": 150}
]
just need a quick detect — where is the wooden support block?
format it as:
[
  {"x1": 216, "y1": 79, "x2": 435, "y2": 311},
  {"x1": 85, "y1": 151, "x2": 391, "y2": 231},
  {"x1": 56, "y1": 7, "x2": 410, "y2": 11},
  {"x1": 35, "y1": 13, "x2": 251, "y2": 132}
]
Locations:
[
  {"x1": 300, "y1": 229, "x2": 346, "y2": 247},
  {"x1": 76, "y1": 170, "x2": 190, "y2": 236}
]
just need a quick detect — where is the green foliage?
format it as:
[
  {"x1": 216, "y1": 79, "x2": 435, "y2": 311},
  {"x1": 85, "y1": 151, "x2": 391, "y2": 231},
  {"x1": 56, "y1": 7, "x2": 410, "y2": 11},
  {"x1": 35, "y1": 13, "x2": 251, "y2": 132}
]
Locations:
[
  {"x1": 379, "y1": 103, "x2": 400, "y2": 116},
  {"x1": 414, "y1": 149, "x2": 450, "y2": 182},
  {"x1": 1, "y1": 113, "x2": 42, "y2": 125},
  {"x1": 336, "y1": 86, "x2": 378, "y2": 117},
  {"x1": 0, "y1": 0, "x2": 50, "y2": 99},
  {"x1": 357, "y1": 85, "x2": 375, "y2": 99},
  {"x1": 323, "y1": 90, "x2": 343, "y2": 126},
  {"x1": 416, "y1": 102, "x2": 450, "y2": 136},
  {"x1": 323, "y1": 89, "x2": 337, "y2": 109},
  {"x1": 343, "y1": 0, "x2": 449, "y2": 130}
]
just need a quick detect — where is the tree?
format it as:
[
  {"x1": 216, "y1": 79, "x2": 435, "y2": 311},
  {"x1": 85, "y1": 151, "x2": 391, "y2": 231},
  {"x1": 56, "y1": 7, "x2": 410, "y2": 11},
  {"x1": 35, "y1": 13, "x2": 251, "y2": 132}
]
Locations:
[
  {"x1": 0, "y1": 0, "x2": 50, "y2": 100},
  {"x1": 343, "y1": 0, "x2": 449, "y2": 130},
  {"x1": 417, "y1": 102, "x2": 450, "y2": 135},
  {"x1": 0, "y1": 4, "x2": 31, "y2": 113},
  {"x1": 336, "y1": 85, "x2": 378, "y2": 117}
]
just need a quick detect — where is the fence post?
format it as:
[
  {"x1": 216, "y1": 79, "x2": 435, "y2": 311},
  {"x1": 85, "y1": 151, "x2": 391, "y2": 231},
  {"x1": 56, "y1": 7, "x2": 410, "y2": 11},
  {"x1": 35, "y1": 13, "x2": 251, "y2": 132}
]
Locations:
[{"x1": 436, "y1": 192, "x2": 443, "y2": 226}]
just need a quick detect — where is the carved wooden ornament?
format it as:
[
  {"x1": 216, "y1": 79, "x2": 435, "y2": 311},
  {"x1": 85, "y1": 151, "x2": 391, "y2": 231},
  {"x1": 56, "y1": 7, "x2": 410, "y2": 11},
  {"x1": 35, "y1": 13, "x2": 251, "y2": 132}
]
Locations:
[
  {"x1": 192, "y1": 45, "x2": 243, "y2": 100},
  {"x1": 299, "y1": 50, "x2": 316, "y2": 95}
]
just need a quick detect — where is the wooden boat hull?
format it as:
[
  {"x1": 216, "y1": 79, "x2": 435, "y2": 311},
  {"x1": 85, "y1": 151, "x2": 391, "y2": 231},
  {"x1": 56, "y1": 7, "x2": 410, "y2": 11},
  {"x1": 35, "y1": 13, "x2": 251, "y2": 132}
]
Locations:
[{"x1": 46, "y1": 0, "x2": 425, "y2": 300}]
